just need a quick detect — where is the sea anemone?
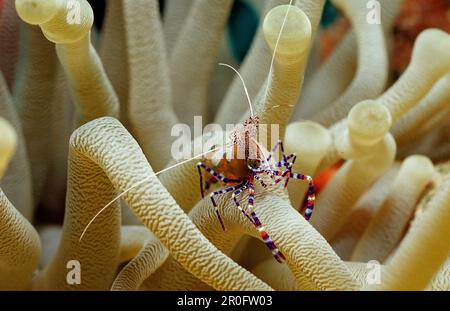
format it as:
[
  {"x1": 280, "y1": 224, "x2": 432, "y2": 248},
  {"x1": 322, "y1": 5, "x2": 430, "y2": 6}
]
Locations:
[{"x1": 0, "y1": 0, "x2": 448, "y2": 291}]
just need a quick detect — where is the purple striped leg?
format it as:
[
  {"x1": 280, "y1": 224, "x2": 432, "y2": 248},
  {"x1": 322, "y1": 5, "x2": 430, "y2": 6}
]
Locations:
[
  {"x1": 266, "y1": 140, "x2": 287, "y2": 163},
  {"x1": 231, "y1": 185, "x2": 254, "y2": 223},
  {"x1": 274, "y1": 154, "x2": 297, "y2": 188},
  {"x1": 267, "y1": 141, "x2": 298, "y2": 186},
  {"x1": 272, "y1": 170, "x2": 316, "y2": 221},
  {"x1": 209, "y1": 183, "x2": 246, "y2": 231},
  {"x1": 253, "y1": 174, "x2": 267, "y2": 188},
  {"x1": 247, "y1": 179, "x2": 286, "y2": 263},
  {"x1": 197, "y1": 162, "x2": 241, "y2": 198}
]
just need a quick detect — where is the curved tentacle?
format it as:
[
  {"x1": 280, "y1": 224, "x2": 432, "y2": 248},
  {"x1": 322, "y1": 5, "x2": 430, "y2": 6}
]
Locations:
[
  {"x1": 318, "y1": 29, "x2": 450, "y2": 173},
  {"x1": 16, "y1": 0, "x2": 120, "y2": 126},
  {"x1": 351, "y1": 155, "x2": 435, "y2": 262},
  {"x1": 171, "y1": 0, "x2": 233, "y2": 127},
  {"x1": 294, "y1": 0, "x2": 404, "y2": 121},
  {"x1": 0, "y1": 125, "x2": 40, "y2": 290},
  {"x1": 311, "y1": 101, "x2": 396, "y2": 241},
  {"x1": 37, "y1": 117, "x2": 272, "y2": 291},
  {"x1": 216, "y1": 0, "x2": 325, "y2": 125},
  {"x1": 366, "y1": 176, "x2": 450, "y2": 290},
  {"x1": 0, "y1": 72, "x2": 34, "y2": 221},
  {"x1": 144, "y1": 183, "x2": 360, "y2": 291},
  {"x1": 313, "y1": 0, "x2": 388, "y2": 126},
  {"x1": 112, "y1": 226, "x2": 169, "y2": 291},
  {"x1": 250, "y1": 4, "x2": 312, "y2": 145}
]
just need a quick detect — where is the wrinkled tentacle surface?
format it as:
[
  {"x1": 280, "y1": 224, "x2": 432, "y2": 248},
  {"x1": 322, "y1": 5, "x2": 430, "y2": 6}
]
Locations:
[
  {"x1": 331, "y1": 164, "x2": 400, "y2": 260},
  {"x1": 0, "y1": 72, "x2": 34, "y2": 221},
  {"x1": 16, "y1": 0, "x2": 120, "y2": 126},
  {"x1": 48, "y1": 117, "x2": 272, "y2": 291},
  {"x1": 366, "y1": 176, "x2": 450, "y2": 290},
  {"x1": 313, "y1": 0, "x2": 388, "y2": 126},
  {"x1": 123, "y1": 0, "x2": 178, "y2": 172},
  {"x1": 0, "y1": 0, "x2": 448, "y2": 293},
  {"x1": 145, "y1": 185, "x2": 360, "y2": 291},
  {"x1": 312, "y1": 101, "x2": 396, "y2": 241},
  {"x1": 351, "y1": 155, "x2": 435, "y2": 262},
  {"x1": 0, "y1": 124, "x2": 40, "y2": 290},
  {"x1": 216, "y1": 0, "x2": 325, "y2": 125},
  {"x1": 0, "y1": 189, "x2": 41, "y2": 290},
  {"x1": 295, "y1": 0, "x2": 404, "y2": 121},
  {"x1": 171, "y1": 0, "x2": 233, "y2": 127},
  {"x1": 112, "y1": 226, "x2": 169, "y2": 291}
]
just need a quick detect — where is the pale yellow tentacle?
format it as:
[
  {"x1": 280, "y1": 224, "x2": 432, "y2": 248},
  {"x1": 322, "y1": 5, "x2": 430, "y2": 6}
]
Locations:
[
  {"x1": 0, "y1": 118, "x2": 17, "y2": 179},
  {"x1": 124, "y1": 0, "x2": 178, "y2": 172},
  {"x1": 392, "y1": 74, "x2": 450, "y2": 147},
  {"x1": 216, "y1": 0, "x2": 325, "y2": 125},
  {"x1": 16, "y1": 0, "x2": 120, "y2": 126},
  {"x1": 351, "y1": 156, "x2": 435, "y2": 262},
  {"x1": 366, "y1": 176, "x2": 450, "y2": 290},
  {"x1": 0, "y1": 125, "x2": 40, "y2": 290},
  {"x1": 251, "y1": 5, "x2": 312, "y2": 145},
  {"x1": 171, "y1": 0, "x2": 233, "y2": 127},
  {"x1": 163, "y1": 0, "x2": 195, "y2": 54},
  {"x1": 112, "y1": 226, "x2": 169, "y2": 291},
  {"x1": 428, "y1": 259, "x2": 450, "y2": 291},
  {"x1": 145, "y1": 187, "x2": 359, "y2": 291},
  {"x1": 99, "y1": 0, "x2": 128, "y2": 125},
  {"x1": 0, "y1": 73, "x2": 34, "y2": 221},
  {"x1": 318, "y1": 29, "x2": 450, "y2": 173},
  {"x1": 311, "y1": 101, "x2": 396, "y2": 241},
  {"x1": 285, "y1": 121, "x2": 331, "y2": 209},
  {"x1": 294, "y1": 0, "x2": 404, "y2": 121},
  {"x1": 39, "y1": 117, "x2": 271, "y2": 291},
  {"x1": 0, "y1": 189, "x2": 41, "y2": 290},
  {"x1": 313, "y1": 0, "x2": 388, "y2": 126},
  {"x1": 331, "y1": 164, "x2": 400, "y2": 260}
]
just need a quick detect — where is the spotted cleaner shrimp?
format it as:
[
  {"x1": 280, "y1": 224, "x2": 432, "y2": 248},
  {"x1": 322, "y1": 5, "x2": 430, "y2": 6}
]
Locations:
[
  {"x1": 79, "y1": 1, "x2": 315, "y2": 265},
  {"x1": 197, "y1": 62, "x2": 316, "y2": 264}
]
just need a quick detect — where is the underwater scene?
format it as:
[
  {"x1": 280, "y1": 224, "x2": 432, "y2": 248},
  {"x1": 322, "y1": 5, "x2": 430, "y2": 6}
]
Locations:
[{"x1": 0, "y1": 0, "x2": 449, "y2": 295}]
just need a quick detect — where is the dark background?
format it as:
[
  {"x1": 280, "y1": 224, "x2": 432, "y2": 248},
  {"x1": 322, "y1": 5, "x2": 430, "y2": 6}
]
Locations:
[{"x1": 87, "y1": 0, "x2": 166, "y2": 30}]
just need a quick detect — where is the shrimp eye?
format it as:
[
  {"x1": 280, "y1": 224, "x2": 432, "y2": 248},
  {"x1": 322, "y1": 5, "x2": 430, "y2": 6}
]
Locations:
[{"x1": 247, "y1": 159, "x2": 261, "y2": 169}]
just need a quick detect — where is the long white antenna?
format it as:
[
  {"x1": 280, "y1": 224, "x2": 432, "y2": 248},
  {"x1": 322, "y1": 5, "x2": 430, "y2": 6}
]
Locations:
[
  {"x1": 263, "y1": 0, "x2": 294, "y2": 101},
  {"x1": 79, "y1": 144, "x2": 228, "y2": 242},
  {"x1": 79, "y1": 0, "x2": 296, "y2": 243},
  {"x1": 219, "y1": 62, "x2": 254, "y2": 117}
]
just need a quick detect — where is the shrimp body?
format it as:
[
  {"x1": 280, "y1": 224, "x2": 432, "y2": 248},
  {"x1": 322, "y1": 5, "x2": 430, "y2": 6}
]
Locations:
[{"x1": 197, "y1": 117, "x2": 316, "y2": 263}]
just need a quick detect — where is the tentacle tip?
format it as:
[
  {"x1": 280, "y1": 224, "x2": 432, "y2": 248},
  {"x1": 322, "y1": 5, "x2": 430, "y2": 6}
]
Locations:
[
  {"x1": 15, "y1": 0, "x2": 62, "y2": 25},
  {"x1": 263, "y1": 4, "x2": 312, "y2": 56},
  {"x1": 413, "y1": 28, "x2": 450, "y2": 63},
  {"x1": 348, "y1": 100, "x2": 392, "y2": 145}
]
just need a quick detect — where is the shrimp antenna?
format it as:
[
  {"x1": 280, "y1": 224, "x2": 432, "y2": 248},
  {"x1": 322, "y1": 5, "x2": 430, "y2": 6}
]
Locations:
[
  {"x1": 78, "y1": 143, "x2": 231, "y2": 242},
  {"x1": 218, "y1": 63, "x2": 254, "y2": 117}
]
